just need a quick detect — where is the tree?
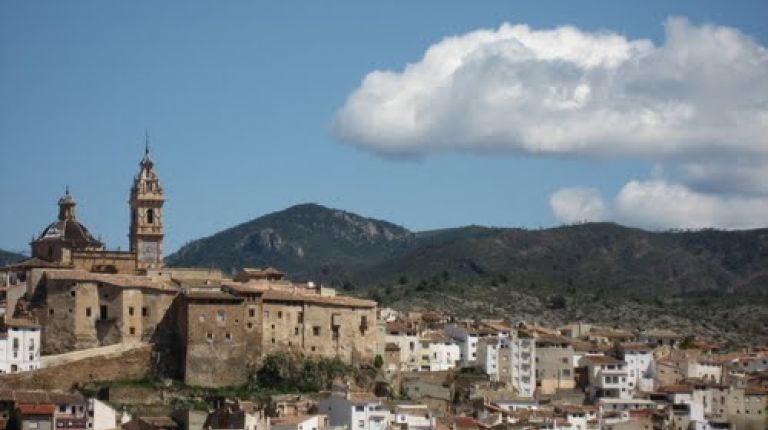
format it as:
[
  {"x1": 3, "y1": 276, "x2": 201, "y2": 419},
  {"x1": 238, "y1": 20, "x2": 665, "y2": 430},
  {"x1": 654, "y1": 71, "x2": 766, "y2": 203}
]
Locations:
[{"x1": 373, "y1": 354, "x2": 384, "y2": 369}]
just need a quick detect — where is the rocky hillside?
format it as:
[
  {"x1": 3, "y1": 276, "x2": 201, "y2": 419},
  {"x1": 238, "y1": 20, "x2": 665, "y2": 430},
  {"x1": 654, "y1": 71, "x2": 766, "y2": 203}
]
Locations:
[{"x1": 166, "y1": 203, "x2": 415, "y2": 278}]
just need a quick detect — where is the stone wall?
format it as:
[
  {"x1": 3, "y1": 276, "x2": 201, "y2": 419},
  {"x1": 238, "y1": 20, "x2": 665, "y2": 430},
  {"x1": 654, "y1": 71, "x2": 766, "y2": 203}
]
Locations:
[
  {"x1": 260, "y1": 301, "x2": 377, "y2": 364},
  {"x1": 0, "y1": 344, "x2": 152, "y2": 390},
  {"x1": 179, "y1": 296, "x2": 248, "y2": 388}
]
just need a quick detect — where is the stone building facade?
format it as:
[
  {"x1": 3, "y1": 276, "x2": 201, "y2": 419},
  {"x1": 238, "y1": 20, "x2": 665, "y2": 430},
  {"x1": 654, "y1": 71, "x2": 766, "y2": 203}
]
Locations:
[
  {"x1": 176, "y1": 290, "x2": 247, "y2": 387},
  {"x1": 31, "y1": 269, "x2": 176, "y2": 354},
  {"x1": 19, "y1": 145, "x2": 165, "y2": 277},
  {"x1": 4, "y1": 142, "x2": 380, "y2": 386},
  {"x1": 172, "y1": 280, "x2": 379, "y2": 387}
]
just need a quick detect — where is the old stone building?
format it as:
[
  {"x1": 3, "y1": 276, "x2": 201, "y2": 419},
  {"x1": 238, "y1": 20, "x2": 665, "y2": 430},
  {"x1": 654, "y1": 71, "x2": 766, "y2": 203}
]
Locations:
[
  {"x1": 174, "y1": 279, "x2": 379, "y2": 387},
  {"x1": 31, "y1": 269, "x2": 176, "y2": 354},
  {"x1": 17, "y1": 143, "x2": 165, "y2": 277},
  {"x1": 176, "y1": 289, "x2": 247, "y2": 387},
  {"x1": 3, "y1": 142, "x2": 379, "y2": 384}
]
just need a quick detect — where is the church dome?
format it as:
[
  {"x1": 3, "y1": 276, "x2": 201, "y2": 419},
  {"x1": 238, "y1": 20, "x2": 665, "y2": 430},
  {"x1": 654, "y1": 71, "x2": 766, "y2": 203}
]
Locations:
[{"x1": 34, "y1": 189, "x2": 102, "y2": 248}]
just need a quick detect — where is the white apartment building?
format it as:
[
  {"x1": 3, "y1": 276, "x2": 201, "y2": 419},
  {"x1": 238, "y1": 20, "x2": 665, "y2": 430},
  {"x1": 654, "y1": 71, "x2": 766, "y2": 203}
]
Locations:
[
  {"x1": 385, "y1": 321, "x2": 420, "y2": 371},
  {"x1": 582, "y1": 356, "x2": 632, "y2": 400},
  {"x1": 319, "y1": 391, "x2": 388, "y2": 430},
  {"x1": 477, "y1": 338, "x2": 501, "y2": 381},
  {"x1": 444, "y1": 321, "x2": 510, "y2": 365},
  {"x1": 0, "y1": 317, "x2": 41, "y2": 373},
  {"x1": 508, "y1": 331, "x2": 536, "y2": 397},
  {"x1": 418, "y1": 331, "x2": 460, "y2": 371},
  {"x1": 619, "y1": 344, "x2": 655, "y2": 393}
]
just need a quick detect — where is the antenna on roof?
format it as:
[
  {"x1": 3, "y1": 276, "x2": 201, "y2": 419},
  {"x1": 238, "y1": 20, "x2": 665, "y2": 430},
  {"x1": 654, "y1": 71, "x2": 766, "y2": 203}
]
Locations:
[
  {"x1": 65, "y1": 185, "x2": 70, "y2": 195},
  {"x1": 144, "y1": 128, "x2": 150, "y2": 155}
]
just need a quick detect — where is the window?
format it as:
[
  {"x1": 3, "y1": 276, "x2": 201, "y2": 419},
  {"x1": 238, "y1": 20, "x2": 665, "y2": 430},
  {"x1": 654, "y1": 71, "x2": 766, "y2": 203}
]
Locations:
[
  {"x1": 142, "y1": 307, "x2": 149, "y2": 317},
  {"x1": 562, "y1": 357, "x2": 569, "y2": 364},
  {"x1": 59, "y1": 405, "x2": 67, "y2": 413},
  {"x1": 271, "y1": 338, "x2": 275, "y2": 344},
  {"x1": 70, "y1": 290, "x2": 76, "y2": 297},
  {"x1": 129, "y1": 327, "x2": 135, "y2": 335},
  {"x1": 100, "y1": 305, "x2": 108, "y2": 320},
  {"x1": 265, "y1": 310, "x2": 270, "y2": 319},
  {"x1": 147, "y1": 208, "x2": 154, "y2": 224},
  {"x1": 278, "y1": 311, "x2": 282, "y2": 318},
  {"x1": 49, "y1": 308, "x2": 54, "y2": 316},
  {"x1": 86, "y1": 307, "x2": 92, "y2": 317},
  {"x1": 225, "y1": 333, "x2": 232, "y2": 341},
  {"x1": 247, "y1": 322, "x2": 253, "y2": 329},
  {"x1": 129, "y1": 307, "x2": 135, "y2": 316},
  {"x1": 216, "y1": 310, "x2": 225, "y2": 322},
  {"x1": 298, "y1": 311, "x2": 303, "y2": 323},
  {"x1": 249, "y1": 308, "x2": 256, "y2": 318},
  {"x1": 206, "y1": 333, "x2": 213, "y2": 341},
  {"x1": 313, "y1": 326, "x2": 321, "y2": 336},
  {"x1": 358, "y1": 420, "x2": 365, "y2": 429},
  {"x1": 295, "y1": 327, "x2": 300, "y2": 336},
  {"x1": 271, "y1": 324, "x2": 275, "y2": 330}
]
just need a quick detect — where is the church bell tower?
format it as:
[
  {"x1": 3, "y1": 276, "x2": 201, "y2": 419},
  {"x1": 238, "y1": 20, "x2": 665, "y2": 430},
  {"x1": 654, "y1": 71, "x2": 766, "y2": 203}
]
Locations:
[{"x1": 129, "y1": 134, "x2": 164, "y2": 271}]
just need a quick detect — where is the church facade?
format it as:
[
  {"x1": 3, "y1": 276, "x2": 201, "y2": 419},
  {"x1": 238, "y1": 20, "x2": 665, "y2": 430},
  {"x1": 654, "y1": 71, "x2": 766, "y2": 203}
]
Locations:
[
  {"x1": 26, "y1": 146, "x2": 165, "y2": 275},
  {"x1": 2, "y1": 144, "x2": 379, "y2": 385}
]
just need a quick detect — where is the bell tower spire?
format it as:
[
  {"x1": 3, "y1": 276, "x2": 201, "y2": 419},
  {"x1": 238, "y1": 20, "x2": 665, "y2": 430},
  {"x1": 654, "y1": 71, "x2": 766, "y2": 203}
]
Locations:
[{"x1": 129, "y1": 133, "x2": 164, "y2": 271}]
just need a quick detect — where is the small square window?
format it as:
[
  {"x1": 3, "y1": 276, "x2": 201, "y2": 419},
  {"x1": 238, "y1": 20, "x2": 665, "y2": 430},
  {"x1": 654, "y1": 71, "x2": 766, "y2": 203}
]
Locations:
[
  {"x1": 313, "y1": 326, "x2": 321, "y2": 336},
  {"x1": 142, "y1": 307, "x2": 149, "y2": 317},
  {"x1": 129, "y1": 327, "x2": 135, "y2": 335}
]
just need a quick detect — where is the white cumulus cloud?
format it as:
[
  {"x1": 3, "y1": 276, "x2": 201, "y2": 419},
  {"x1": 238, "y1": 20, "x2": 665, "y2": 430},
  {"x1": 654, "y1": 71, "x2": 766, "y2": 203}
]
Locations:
[
  {"x1": 334, "y1": 18, "x2": 768, "y2": 158},
  {"x1": 549, "y1": 187, "x2": 607, "y2": 224},
  {"x1": 550, "y1": 179, "x2": 768, "y2": 230}
]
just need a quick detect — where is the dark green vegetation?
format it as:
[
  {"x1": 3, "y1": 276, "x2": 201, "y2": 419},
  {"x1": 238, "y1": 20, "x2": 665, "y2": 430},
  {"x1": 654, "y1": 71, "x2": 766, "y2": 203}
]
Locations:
[
  {"x1": 167, "y1": 204, "x2": 768, "y2": 345},
  {"x1": 0, "y1": 249, "x2": 25, "y2": 266},
  {"x1": 167, "y1": 203, "x2": 414, "y2": 278}
]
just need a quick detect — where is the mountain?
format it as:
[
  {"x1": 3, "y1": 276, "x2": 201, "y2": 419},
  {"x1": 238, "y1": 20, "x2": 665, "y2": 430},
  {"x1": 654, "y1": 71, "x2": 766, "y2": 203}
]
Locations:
[
  {"x1": 166, "y1": 203, "x2": 415, "y2": 279},
  {"x1": 166, "y1": 204, "x2": 768, "y2": 345},
  {"x1": 0, "y1": 249, "x2": 25, "y2": 267},
  {"x1": 358, "y1": 222, "x2": 768, "y2": 296}
]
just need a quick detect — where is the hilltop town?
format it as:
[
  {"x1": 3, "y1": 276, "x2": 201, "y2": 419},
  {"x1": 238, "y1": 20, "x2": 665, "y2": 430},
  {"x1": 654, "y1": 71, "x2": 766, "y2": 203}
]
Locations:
[{"x1": 1, "y1": 150, "x2": 767, "y2": 430}]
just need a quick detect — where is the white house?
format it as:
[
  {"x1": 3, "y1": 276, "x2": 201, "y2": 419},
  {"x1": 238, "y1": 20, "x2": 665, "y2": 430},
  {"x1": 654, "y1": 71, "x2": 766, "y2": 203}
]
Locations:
[
  {"x1": 389, "y1": 403, "x2": 435, "y2": 430},
  {"x1": 418, "y1": 331, "x2": 460, "y2": 371},
  {"x1": 582, "y1": 356, "x2": 632, "y2": 400},
  {"x1": 444, "y1": 321, "x2": 509, "y2": 365},
  {"x1": 385, "y1": 321, "x2": 420, "y2": 371},
  {"x1": 619, "y1": 343, "x2": 655, "y2": 393},
  {"x1": 0, "y1": 317, "x2": 41, "y2": 373},
  {"x1": 318, "y1": 390, "x2": 388, "y2": 430}
]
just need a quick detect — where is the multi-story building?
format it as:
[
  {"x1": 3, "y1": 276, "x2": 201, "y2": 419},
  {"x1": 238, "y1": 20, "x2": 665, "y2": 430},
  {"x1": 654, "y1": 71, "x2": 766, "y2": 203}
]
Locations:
[
  {"x1": 384, "y1": 321, "x2": 419, "y2": 371},
  {"x1": 0, "y1": 317, "x2": 41, "y2": 373},
  {"x1": 2, "y1": 144, "x2": 380, "y2": 387},
  {"x1": 534, "y1": 336, "x2": 575, "y2": 395},
  {"x1": 179, "y1": 281, "x2": 379, "y2": 387},
  {"x1": 32, "y1": 269, "x2": 177, "y2": 354},
  {"x1": 618, "y1": 343, "x2": 655, "y2": 393},
  {"x1": 417, "y1": 331, "x2": 460, "y2": 371},
  {"x1": 507, "y1": 330, "x2": 536, "y2": 397},
  {"x1": 477, "y1": 338, "x2": 502, "y2": 382},
  {"x1": 582, "y1": 356, "x2": 632, "y2": 400},
  {"x1": 318, "y1": 390, "x2": 388, "y2": 430},
  {"x1": 444, "y1": 321, "x2": 509, "y2": 365}
]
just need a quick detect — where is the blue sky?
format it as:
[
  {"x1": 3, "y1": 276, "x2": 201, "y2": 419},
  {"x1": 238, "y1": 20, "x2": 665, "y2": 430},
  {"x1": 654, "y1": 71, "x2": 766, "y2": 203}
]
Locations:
[{"x1": 1, "y1": 1, "x2": 767, "y2": 255}]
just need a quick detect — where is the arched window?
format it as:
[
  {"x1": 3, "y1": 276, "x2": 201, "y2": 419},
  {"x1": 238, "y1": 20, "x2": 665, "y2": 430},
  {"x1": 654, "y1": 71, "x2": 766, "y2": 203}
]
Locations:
[{"x1": 147, "y1": 208, "x2": 154, "y2": 224}]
